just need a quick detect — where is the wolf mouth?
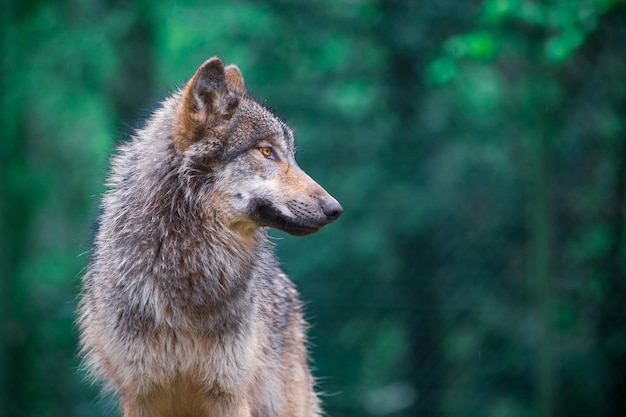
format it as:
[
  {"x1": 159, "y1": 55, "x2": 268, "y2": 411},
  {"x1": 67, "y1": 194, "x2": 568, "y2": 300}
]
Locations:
[{"x1": 249, "y1": 198, "x2": 326, "y2": 236}]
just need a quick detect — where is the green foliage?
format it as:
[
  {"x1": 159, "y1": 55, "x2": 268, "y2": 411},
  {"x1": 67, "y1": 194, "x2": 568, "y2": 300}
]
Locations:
[
  {"x1": 430, "y1": 0, "x2": 622, "y2": 86},
  {"x1": 2, "y1": 0, "x2": 626, "y2": 416}
]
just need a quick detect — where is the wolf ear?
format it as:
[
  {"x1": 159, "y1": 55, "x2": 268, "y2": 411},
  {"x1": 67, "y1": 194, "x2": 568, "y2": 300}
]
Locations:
[
  {"x1": 177, "y1": 57, "x2": 240, "y2": 151},
  {"x1": 225, "y1": 64, "x2": 246, "y2": 96}
]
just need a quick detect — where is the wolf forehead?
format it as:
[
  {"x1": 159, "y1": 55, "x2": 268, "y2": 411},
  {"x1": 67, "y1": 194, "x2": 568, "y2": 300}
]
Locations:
[
  {"x1": 173, "y1": 56, "x2": 296, "y2": 160},
  {"x1": 226, "y1": 99, "x2": 296, "y2": 156}
]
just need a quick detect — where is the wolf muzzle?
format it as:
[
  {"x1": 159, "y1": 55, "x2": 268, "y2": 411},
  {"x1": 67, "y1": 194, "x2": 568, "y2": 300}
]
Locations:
[{"x1": 250, "y1": 194, "x2": 342, "y2": 236}]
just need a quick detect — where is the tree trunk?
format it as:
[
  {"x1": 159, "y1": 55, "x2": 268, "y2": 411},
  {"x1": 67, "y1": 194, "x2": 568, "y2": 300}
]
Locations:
[
  {"x1": 599, "y1": 100, "x2": 626, "y2": 417},
  {"x1": 524, "y1": 73, "x2": 556, "y2": 417}
]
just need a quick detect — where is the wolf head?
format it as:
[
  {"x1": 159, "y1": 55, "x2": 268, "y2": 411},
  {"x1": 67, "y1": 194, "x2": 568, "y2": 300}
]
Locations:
[{"x1": 173, "y1": 57, "x2": 342, "y2": 236}]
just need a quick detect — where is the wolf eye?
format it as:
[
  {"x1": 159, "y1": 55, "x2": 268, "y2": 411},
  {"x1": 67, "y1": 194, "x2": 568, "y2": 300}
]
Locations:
[{"x1": 259, "y1": 147, "x2": 273, "y2": 158}]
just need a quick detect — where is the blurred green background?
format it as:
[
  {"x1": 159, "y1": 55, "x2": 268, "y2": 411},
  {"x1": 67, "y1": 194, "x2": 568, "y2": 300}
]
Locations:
[{"x1": 1, "y1": 0, "x2": 625, "y2": 416}]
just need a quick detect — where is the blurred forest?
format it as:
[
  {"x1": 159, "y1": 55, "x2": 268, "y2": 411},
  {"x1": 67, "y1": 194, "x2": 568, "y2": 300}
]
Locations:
[{"x1": 1, "y1": 0, "x2": 625, "y2": 416}]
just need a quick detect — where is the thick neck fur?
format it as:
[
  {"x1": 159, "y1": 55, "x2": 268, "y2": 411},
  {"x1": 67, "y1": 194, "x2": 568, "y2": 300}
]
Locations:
[{"x1": 92, "y1": 95, "x2": 269, "y2": 336}]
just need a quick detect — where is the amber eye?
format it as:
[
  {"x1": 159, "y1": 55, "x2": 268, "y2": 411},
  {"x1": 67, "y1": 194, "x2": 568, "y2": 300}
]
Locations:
[{"x1": 259, "y1": 147, "x2": 273, "y2": 158}]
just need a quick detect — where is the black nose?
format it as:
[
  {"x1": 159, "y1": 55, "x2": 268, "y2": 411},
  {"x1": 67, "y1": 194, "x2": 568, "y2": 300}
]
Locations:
[{"x1": 321, "y1": 198, "x2": 343, "y2": 221}]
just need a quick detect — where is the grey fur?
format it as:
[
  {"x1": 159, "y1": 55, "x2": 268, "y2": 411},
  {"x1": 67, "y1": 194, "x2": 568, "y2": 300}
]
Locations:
[{"x1": 78, "y1": 57, "x2": 342, "y2": 417}]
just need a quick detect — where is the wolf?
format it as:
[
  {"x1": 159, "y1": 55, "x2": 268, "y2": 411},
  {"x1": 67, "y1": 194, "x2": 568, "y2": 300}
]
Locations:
[{"x1": 78, "y1": 57, "x2": 342, "y2": 417}]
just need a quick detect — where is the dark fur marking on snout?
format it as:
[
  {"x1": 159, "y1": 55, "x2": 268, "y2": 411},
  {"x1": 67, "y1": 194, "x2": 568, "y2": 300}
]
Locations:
[
  {"x1": 285, "y1": 200, "x2": 318, "y2": 222},
  {"x1": 249, "y1": 198, "x2": 322, "y2": 236}
]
